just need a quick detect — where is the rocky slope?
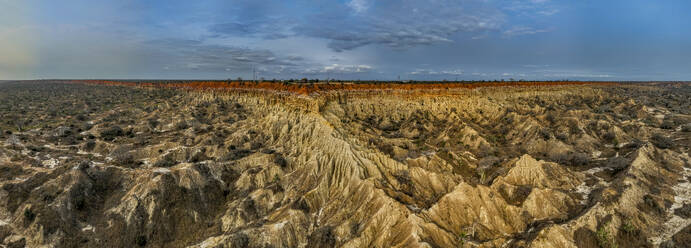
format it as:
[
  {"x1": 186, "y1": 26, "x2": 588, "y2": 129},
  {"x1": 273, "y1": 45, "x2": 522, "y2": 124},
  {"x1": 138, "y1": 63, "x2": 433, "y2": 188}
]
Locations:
[{"x1": 0, "y1": 81, "x2": 689, "y2": 247}]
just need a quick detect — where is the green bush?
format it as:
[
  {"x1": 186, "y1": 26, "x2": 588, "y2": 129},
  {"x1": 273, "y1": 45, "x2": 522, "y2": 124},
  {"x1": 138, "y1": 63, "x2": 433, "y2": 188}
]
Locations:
[{"x1": 596, "y1": 222, "x2": 617, "y2": 248}]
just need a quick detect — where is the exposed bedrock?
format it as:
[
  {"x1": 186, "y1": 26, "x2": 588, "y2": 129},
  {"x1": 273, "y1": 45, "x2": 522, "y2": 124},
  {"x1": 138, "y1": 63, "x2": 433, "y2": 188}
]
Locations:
[{"x1": 0, "y1": 82, "x2": 689, "y2": 247}]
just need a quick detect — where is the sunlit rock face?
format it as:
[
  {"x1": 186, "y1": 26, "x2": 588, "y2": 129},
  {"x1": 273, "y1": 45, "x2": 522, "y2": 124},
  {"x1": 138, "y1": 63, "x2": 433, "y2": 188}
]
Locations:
[{"x1": 0, "y1": 81, "x2": 689, "y2": 247}]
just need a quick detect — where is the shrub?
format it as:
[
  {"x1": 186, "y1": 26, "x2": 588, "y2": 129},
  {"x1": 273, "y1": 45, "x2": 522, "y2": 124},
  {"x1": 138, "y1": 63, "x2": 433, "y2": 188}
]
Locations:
[
  {"x1": 660, "y1": 120, "x2": 675, "y2": 129},
  {"x1": 274, "y1": 154, "x2": 287, "y2": 168},
  {"x1": 73, "y1": 194, "x2": 86, "y2": 211},
  {"x1": 100, "y1": 126, "x2": 123, "y2": 141},
  {"x1": 555, "y1": 132, "x2": 568, "y2": 141},
  {"x1": 553, "y1": 152, "x2": 591, "y2": 166},
  {"x1": 568, "y1": 120, "x2": 581, "y2": 135},
  {"x1": 175, "y1": 120, "x2": 189, "y2": 130},
  {"x1": 308, "y1": 226, "x2": 336, "y2": 248},
  {"x1": 154, "y1": 155, "x2": 177, "y2": 167},
  {"x1": 596, "y1": 222, "x2": 617, "y2": 248},
  {"x1": 620, "y1": 220, "x2": 636, "y2": 234},
  {"x1": 292, "y1": 198, "x2": 310, "y2": 213},
  {"x1": 602, "y1": 131, "x2": 616, "y2": 142},
  {"x1": 231, "y1": 233, "x2": 249, "y2": 248},
  {"x1": 219, "y1": 149, "x2": 252, "y2": 161},
  {"x1": 623, "y1": 139, "x2": 643, "y2": 149},
  {"x1": 135, "y1": 235, "x2": 147, "y2": 247},
  {"x1": 606, "y1": 157, "x2": 629, "y2": 172},
  {"x1": 188, "y1": 150, "x2": 207, "y2": 163},
  {"x1": 539, "y1": 128, "x2": 551, "y2": 140},
  {"x1": 682, "y1": 123, "x2": 691, "y2": 132},
  {"x1": 82, "y1": 140, "x2": 96, "y2": 152},
  {"x1": 146, "y1": 118, "x2": 159, "y2": 128},
  {"x1": 478, "y1": 156, "x2": 501, "y2": 168},
  {"x1": 674, "y1": 203, "x2": 691, "y2": 218},
  {"x1": 650, "y1": 133, "x2": 673, "y2": 149},
  {"x1": 77, "y1": 160, "x2": 91, "y2": 170},
  {"x1": 110, "y1": 146, "x2": 135, "y2": 166},
  {"x1": 393, "y1": 170, "x2": 413, "y2": 187},
  {"x1": 23, "y1": 208, "x2": 35, "y2": 222}
]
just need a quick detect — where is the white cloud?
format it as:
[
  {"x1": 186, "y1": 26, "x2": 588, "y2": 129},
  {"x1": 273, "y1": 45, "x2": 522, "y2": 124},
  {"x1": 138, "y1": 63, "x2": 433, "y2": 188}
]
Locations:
[
  {"x1": 502, "y1": 26, "x2": 551, "y2": 37},
  {"x1": 409, "y1": 69, "x2": 463, "y2": 75},
  {"x1": 347, "y1": 0, "x2": 369, "y2": 13},
  {"x1": 304, "y1": 64, "x2": 373, "y2": 74},
  {"x1": 542, "y1": 73, "x2": 613, "y2": 78},
  {"x1": 537, "y1": 9, "x2": 560, "y2": 16},
  {"x1": 297, "y1": 0, "x2": 505, "y2": 51}
]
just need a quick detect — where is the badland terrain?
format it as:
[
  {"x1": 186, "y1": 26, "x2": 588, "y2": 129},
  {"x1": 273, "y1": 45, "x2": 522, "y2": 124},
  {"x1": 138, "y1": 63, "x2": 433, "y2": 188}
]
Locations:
[{"x1": 0, "y1": 80, "x2": 689, "y2": 248}]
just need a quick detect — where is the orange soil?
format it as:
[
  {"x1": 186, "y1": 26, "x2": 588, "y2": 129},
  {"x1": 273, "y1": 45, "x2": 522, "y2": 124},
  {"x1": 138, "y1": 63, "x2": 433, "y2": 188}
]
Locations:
[{"x1": 68, "y1": 80, "x2": 619, "y2": 95}]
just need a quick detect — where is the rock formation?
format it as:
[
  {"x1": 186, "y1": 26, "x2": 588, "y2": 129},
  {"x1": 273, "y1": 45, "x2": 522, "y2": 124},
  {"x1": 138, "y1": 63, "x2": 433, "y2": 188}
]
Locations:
[{"x1": 0, "y1": 81, "x2": 689, "y2": 247}]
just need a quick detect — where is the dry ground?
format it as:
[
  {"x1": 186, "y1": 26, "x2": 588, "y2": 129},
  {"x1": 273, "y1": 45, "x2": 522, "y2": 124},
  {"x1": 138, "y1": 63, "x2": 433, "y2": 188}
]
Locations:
[{"x1": 0, "y1": 81, "x2": 689, "y2": 248}]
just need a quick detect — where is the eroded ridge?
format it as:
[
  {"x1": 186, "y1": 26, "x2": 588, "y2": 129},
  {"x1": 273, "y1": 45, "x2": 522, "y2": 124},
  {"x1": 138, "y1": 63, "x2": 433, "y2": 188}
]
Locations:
[{"x1": 0, "y1": 81, "x2": 689, "y2": 247}]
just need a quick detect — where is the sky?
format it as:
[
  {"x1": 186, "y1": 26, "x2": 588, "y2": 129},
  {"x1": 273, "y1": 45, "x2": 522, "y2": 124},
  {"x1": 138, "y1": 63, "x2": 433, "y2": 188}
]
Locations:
[{"x1": 1, "y1": 0, "x2": 690, "y2": 81}]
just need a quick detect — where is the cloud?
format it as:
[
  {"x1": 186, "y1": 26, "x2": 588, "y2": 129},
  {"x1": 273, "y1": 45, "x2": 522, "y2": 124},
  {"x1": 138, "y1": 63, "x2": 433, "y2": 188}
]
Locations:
[
  {"x1": 144, "y1": 39, "x2": 302, "y2": 73},
  {"x1": 209, "y1": 18, "x2": 294, "y2": 39},
  {"x1": 542, "y1": 73, "x2": 613, "y2": 78},
  {"x1": 523, "y1": 64, "x2": 551, "y2": 68},
  {"x1": 205, "y1": 0, "x2": 508, "y2": 52},
  {"x1": 502, "y1": 26, "x2": 551, "y2": 37},
  {"x1": 537, "y1": 9, "x2": 560, "y2": 16},
  {"x1": 503, "y1": 0, "x2": 559, "y2": 16},
  {"x1": 142, "y1": 39, "x2": 376, "y2": 77},
  {"x1": 204, "y1": 0, "x2": 561, "y2": 52},
  {"x1": 409, "y1": 69, "x2": 463, "y2": 76},
  {"x1": 296, "y1": 0, "x2": 505, "y2": 51},
  {"x1": 529, "y1": 69, "x2": 615, "y2": 79},
  {"x1": 347, "y1": 0, "x2": 369, "y2": 13},
  {"x1": 303, "y1": 64, "x2": 373, "y2": 74}
]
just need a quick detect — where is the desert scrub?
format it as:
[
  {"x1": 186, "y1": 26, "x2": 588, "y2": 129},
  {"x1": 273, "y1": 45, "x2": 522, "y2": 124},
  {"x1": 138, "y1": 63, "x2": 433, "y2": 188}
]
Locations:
[
  {"x1": 620, "y1": 220, "x2": 636, "y2": 234},
  {"x1": 682, "y1": 123, "x2": 691, "y2": 132},
  {"x1": 110, "y1": 145, "x2": 135, "y2": 166},
  {"x1": 100, "y1": 126, "x2": 124, "y2": 141},
  {"x1": 135, "y1": 235, "x2": 147, "y2": 247},
  {"x1": 23, "y1": 208, "x2": 36, "y2": 222},
  {"x1": 273, "y1": 153, "x2": 287, "y2": 167},
  {"x1": 596, "y1": 221, "x2": 617, "y2": 248},
  {"x1": 457, "y1": 231, "x2": 467, "y2": 246},
  {"x1": 650, "y1": 133, "x2": 673, "y2": 149},
  {"x1": 175, "y1": 120, "x2": 189, "y2": 130},
  {"x1": 154, "y1": 155, "x2": 177, "y2": 167}
]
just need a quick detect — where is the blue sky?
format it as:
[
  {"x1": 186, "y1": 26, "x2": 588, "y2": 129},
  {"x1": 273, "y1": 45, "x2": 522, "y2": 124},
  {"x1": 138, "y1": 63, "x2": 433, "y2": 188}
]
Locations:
[{"x1": 1, "y1": 0, "x2": 690, "y2": 80}]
